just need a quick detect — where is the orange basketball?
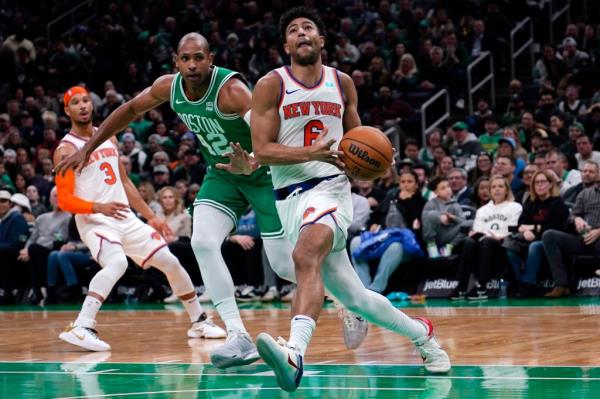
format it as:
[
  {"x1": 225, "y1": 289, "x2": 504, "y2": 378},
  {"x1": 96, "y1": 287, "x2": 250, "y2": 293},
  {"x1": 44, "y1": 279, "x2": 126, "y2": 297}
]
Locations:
[{"x1": 339, "y1": 126, "x2": 393, "y2": 180}]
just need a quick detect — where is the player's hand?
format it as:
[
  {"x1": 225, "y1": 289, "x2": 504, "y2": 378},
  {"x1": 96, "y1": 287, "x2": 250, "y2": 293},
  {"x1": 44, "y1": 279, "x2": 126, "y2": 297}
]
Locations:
[
  {"x1": 308, "y1": 125, "x2": 345, "y2": 169},
  {"x1": 148, "y1": 216, "x2": 175, "y2": 240},
  {"x1": 215, "y1": 142, "x2": 259, "y2": 175},
  {"x1": 54, "y1": 148, "x2": 91, "y2": 176},
  {"x1": 92, "y1": 202, "x2": 130, "y2": 220},
  {"x1": 229, "y1": 235, "x2": 255, "y2": 250}
]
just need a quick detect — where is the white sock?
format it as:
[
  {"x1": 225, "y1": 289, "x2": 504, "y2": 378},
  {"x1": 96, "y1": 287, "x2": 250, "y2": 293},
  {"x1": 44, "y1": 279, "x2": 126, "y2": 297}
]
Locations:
[
  {"x1": 182, "y1": 296, "x2": 204, "y2": 323},
  {"x1": 215, "y1": 297, "x2": 247, "y2": 334},
  {"x1": 288, "y1": 315, "x2": 316, "y2": 356},
  {"x1": 75, "y1": 296, "x2": 102, "y2": 329}
]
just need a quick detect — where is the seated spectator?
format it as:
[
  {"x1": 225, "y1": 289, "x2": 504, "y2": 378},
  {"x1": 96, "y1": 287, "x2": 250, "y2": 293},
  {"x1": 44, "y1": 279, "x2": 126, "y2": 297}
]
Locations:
[
  {"x1": 11, "y1": 193, "x2": 35, "y2": 229},
  {"x1": 434, "y1": 154, "x2": 455, "y2": 178},
  {"x1": 137, "y1": 181, "x2": 163, "y2": 217},
  {"x1": 448, "y1": 168, "x2": 472, "y2": 206},
  {"x1": 152, "y1": 165, "x2": 172, "y2": 191},
  {"x1": 120, "y1": 132, "x2": 147, "y2": 174},
  {"x1": 450, "y1": 121, "x2": 483, "y2": 170},
  {"x1": 403, "y1": 138, "x2": 420, "y2": 164},
  {"x1": 374, "y1": 166, "x2": 398, "y2": 194},
  {"x1": 17, "y1": 188, "x2": 70, "y2": 304},
  {"x1": 548, "y1": 114, "x2": 568, "y2": 148},
  {"x1": 542, "y1": 179, "x2": 600, "y2": 298},
  {"x1": 421, "y1": 176, "x2": 467, "y2": 258},
  {"x1": 368, "y1": 86, "x2": 414, "y2": 130},
  {"x1": 534, "y1": 91, "x2": 559, "y2": 127},
  {"x1": 468, "y1": 153, "x2": 493, "y2": 185},
  {"x1": 20, "y1": 162, "x2": 50, "y2": 203},
  {"x1": 563, "y1": 161, "x2": 599, "y2": 205},
  {"x1": 354, "y1": 179, "x2": 386, "y2": 209},
  {"x1": 545, "y1": 150, "x2": 581, "y2": 194},
  {"x1": 502, "y1": 127, "x2": 529, "y2": 162},
  {"x1": 451, "y1": 175, "x2": 522, "y2": 300},
  {"x1": 418, "y1": 46, "x2": 451, "y2": 92},
  {"x1": 497, "y1": 137, "x2": 526, "y2": 177},
  {"x1": 172, "y1": 149, "x2": 206, "y2": 185},
  {"x1": 516, "y1": 164, "x2": 540, "y2": 203},
  {"x1": 418, "y1": 128, "x2": 442, "y2": 169},
  {"x1": 0, "y1": 190, "x2": 30, "y2": 303},
  {"x1": 26, "y1": 185, "x2": 47, "y2": 217},
  {"x1": 350, "y1": 171, "x2": 426, "y2": 293},
  {"x1": 557, "y1": 37, "x2": 591, "y2": 75},
  {"x1": 494, "y1": 155, "x2": 524, "y2": 194},
  {"x1": 478, "y1": 116, "x2": 502, "y2": 154},
  {"x1": 558, "y1": 84, "x2": 588, "y2": 119},
  {"x1": 561, "y1": 123, "x2": 585, "y2": 156},
  {"x1": 533, "y1": 44, "x2": 568, "y2": 88},
  {"x1": 0, "y1": 162, "x2": 14, "y2": 192},
  {"x1": 392, "y1": 53, "x2": 420, "y2": 92},
  {"x1": 507, "y1": 170, "x2": 569, "y2": 298},
  {"x1": 575, "y1": 134, "x2": 600, "y2": 170},
  {"x1": 349, "y1": 190, "x2": 371, "y2": 237},
  {"x1": 467, "y1": 98, "x2": 495, "y2": 135},
  {"x1": 471, "y1": 176, "x2": 491, "y2": 209},
  {"x1": 46, "y1": 217, "x2": 94, "y2": 304}
]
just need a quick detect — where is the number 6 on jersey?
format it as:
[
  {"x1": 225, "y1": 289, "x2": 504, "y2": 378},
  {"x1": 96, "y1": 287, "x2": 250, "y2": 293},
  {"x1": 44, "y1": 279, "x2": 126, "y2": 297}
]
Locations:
[{"x1": 303, "y1": 120, "x2": 324, "y2": 147}]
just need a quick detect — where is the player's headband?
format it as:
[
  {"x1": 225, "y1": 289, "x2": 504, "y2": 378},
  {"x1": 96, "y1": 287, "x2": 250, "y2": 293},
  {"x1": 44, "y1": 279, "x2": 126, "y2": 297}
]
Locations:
[{"x1": 64, "y1": 86, "x2": 89, "y2": 107}]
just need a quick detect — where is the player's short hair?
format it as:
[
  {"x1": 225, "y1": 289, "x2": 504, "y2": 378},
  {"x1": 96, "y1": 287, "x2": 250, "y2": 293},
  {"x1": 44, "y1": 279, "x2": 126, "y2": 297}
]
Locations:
[{"x1": 279, "y1": 6, "x2": 326, "y2": 43}]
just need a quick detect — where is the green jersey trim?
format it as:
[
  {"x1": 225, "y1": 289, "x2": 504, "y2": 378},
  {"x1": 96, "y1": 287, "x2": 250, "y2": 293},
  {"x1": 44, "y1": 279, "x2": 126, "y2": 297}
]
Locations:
[
  {"x1": 177, "y1": 67, "x2": 219, "y2": 105},
  {"x1": 214, "y1": 72, "x2": 243, "y2": 121},
  {"x1": 261, "y1": 228, "x2": 286, "y2": 239}
]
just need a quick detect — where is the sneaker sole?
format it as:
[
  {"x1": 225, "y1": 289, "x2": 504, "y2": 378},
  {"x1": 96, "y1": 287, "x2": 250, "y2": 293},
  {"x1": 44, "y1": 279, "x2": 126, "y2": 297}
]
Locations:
[
  {"x1": 210, "y1": 348, "x2": 260, "y2": 369},
  {"x1": 58, "y1": 332, "x2": 111, "y2": 352},
  {"x1": 256, "y1": 333, "x2": 301, "y2": 392},
  {"x1": 344, "y1": 322, "x2": 368, "y2": 350}
]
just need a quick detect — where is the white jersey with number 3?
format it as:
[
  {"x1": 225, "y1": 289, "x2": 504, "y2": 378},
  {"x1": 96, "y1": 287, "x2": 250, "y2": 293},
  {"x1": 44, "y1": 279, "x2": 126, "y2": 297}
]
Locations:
[
  {"x1": 271, "y1": 65, "x2": 345, "y2": 189},
  {"x1": 60, "y1": 132, "x2": 128, "y2": 205}
]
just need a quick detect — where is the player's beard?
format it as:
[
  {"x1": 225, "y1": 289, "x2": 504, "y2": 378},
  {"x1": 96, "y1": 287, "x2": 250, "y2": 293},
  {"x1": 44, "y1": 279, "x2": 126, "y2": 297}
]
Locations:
[
  {"x1": 73, "y1": 115, "x2": 92, "y2": 126},
  {"x1": 294, "y1": 48, "x2": 320, "y2": 66}
]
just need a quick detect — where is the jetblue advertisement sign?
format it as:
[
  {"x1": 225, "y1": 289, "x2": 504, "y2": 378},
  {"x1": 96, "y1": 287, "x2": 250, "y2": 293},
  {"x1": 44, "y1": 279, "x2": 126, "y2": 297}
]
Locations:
[
  {"x1": 575, "y1": 277, "x2": 600, "y2": 296},
  {"x1": 418, "y1": 278, "x2": 503, "y2": 298}
]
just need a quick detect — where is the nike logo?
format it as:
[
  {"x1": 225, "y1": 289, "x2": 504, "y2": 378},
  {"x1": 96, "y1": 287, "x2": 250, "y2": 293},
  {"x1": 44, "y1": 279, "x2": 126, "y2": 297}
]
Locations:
[
  {"x1": 65, "y1": 326, "x2": 86, "y2": 341},
  {"x1": 287, "y1": 354, "x2": 299, "y2": 369},
  {"x1": 175, "y1": 99, "x2": 186, "y2": 104},
  {"x1": 285, "y1": 89, "x2": 300, "y2": 95}
]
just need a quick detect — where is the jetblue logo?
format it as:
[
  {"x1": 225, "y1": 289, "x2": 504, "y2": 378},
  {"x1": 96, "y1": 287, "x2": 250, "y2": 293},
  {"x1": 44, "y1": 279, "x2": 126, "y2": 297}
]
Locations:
[
  {"x1": 285, "y1": 88, "x2": 300, "y2": 95},
  {"x1": 577, "y1": 277, "x2": 600, "y2": 290},
  {"x1": 424, "y1": 279, "x2": 458, "y2": 291}
]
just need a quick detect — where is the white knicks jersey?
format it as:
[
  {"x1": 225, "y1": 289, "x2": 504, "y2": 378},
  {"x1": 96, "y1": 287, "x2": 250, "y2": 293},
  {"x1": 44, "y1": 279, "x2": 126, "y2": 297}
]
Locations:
[
  {"x1": 270, "y1": 65, "x2": 346, "y2": 189},
  {"x1": 60, "y1": 132, "x2": 128, "y2": 205}
]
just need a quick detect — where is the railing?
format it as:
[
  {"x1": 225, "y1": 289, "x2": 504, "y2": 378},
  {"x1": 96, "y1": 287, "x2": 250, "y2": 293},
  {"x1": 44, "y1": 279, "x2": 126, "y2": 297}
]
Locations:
[
  {"x1": 47, "y1": 0, "x2": 97, "y2": 43},
  {"x1": 419, "y1": 89, "x2": 450, "y2": 145},
  {"x1": 548, "y1": 0, "x2": 570, "y2": 43},
  {"x1": 467, "y1": 51, "x2": 495, "y2": 115},
  {"x1": 510, "y1": 17, "x2": 534, "y2": 81}
]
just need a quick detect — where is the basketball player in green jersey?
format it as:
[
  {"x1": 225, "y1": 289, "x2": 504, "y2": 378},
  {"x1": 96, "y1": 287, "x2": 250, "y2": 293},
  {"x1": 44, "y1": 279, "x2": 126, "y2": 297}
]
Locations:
[{"x1": 56, "y1": 32, "x2": 367, "y2": 368}]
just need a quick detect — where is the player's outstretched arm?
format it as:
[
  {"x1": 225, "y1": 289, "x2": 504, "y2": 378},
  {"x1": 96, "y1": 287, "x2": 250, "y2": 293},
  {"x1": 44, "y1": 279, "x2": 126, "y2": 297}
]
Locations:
[
  {"x1": 116, "y1": 152, "x2": 174, "y2": 239},
  {"x1": 251, "y1": 73, "x2": 343, "y2": 166},
  {"x1": 55, "y1": 75, "x2": 173, "y2": 176}
]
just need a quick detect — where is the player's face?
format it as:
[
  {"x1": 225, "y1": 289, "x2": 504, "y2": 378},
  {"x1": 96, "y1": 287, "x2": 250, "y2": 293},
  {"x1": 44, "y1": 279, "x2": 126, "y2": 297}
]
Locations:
[
  {"x1": 284, "y1": 18, "x2": 324, "y2": 66},
  {"x1": 65, "y1": 94, "x2": 93, "y2": 125},
  {"x1": 176, "y1": 40, "x2": 214, "y2": 87}
]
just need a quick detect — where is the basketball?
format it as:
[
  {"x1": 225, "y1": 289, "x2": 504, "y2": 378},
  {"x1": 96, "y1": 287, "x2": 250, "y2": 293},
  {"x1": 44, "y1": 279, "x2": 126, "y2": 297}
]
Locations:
[{"x1": 339, "y1": 126, "x2": 393, "y2": 180}]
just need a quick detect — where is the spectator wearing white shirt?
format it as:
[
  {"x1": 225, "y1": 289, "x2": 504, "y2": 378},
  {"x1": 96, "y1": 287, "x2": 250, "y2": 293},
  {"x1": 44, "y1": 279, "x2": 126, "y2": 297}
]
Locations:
[{"x1": 575, "y1": 134, "x2": 600, "y2": 170}]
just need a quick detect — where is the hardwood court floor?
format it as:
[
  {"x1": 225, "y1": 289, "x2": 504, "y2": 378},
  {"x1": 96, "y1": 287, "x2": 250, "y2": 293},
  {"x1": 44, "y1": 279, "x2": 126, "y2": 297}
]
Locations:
[{"x1": 1, "y1": 298, "x2": 600, "y2": 398}]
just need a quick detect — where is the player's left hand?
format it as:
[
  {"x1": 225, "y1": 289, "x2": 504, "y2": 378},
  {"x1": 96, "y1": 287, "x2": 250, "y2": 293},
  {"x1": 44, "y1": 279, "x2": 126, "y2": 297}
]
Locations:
[
  {"x1": 148, "y1": 217, "x2": 175, "y2": 240},
  {"x1": 215, "y1": 142, "x2": 259, "y2": 175}
]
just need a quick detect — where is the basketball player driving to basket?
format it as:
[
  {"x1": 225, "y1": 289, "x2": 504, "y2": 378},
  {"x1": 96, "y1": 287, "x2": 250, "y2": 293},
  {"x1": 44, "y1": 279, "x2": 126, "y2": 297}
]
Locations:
[
  {"x1": 249, "y1": 7, "x2": 451, "y2": 391},
  {"x1": 54, "y1": 86, "x2": 226, "y2": 352}
]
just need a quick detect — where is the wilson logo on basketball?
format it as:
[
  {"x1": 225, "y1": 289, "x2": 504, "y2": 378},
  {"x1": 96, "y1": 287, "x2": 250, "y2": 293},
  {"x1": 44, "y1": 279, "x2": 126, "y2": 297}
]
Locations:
[
  {"x1": 348, "y1": 144, "x2": 381, "y2": 168},
  {"x1": 303, "y1": 207, "x2": 316, "y2": 219},
  {"x1": 151, "y1": 232, "x2": 161, "y2": 240}
]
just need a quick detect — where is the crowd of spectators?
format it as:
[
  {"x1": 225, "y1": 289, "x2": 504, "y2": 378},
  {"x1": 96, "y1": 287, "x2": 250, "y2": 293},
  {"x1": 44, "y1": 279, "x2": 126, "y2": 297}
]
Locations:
[{"x1": 0, "y1": 1, "x2": 599, "y2": 304}]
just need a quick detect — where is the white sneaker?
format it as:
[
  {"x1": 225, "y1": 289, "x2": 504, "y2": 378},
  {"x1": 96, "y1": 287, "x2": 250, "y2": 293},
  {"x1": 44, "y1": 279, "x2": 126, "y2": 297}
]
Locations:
[
  {"x1": 59, "y1": 323, "x2": 111, "y2": 352},
  {"x1": 187, "y1": 313, "x2": 227, "y2": 339},
  {"x1": 334, "y1": 301, "x2": 368, "y2": 349},
  {"x1": 210, "y1": 331, "x2": 260, "y2": 368},
  {"x1": 412, "y1": 317, "x2": 451, "y2": 373},
  {"x1": 261, "y1": 286, "x2": 279, "y2": 302},
  {"x1": 256, "y1": 333, "x2": 304, "y2": 392},
  {"x1": 163, "y1": 293, "x2": 178, "y2": 304},
  {"x1": 280, "y1": 285, "x2": 295, "y2": 302}
]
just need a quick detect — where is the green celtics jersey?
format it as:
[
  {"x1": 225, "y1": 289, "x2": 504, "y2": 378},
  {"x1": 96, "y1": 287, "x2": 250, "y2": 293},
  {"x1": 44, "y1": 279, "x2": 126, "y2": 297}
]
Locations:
[{"x1": 170, "y1": 66, "x2": 252, "y2": 167}]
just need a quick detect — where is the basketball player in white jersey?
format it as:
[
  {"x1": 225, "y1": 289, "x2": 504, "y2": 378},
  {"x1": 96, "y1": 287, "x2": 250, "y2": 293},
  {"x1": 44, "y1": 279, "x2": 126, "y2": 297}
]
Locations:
[
  {"x1": 250, "y1": 7, "x2": 451, "y2": 391},
  {"x1": 54, "y1": 86, "x2": 226, "y2": 351}
]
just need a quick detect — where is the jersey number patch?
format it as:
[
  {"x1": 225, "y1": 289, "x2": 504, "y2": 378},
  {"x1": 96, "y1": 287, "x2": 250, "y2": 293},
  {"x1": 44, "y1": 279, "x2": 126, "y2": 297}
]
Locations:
[
  {"x1": 99, "y1": 162, "x2": 117, "y2": 185},
  {"x1": 303, "y1": 120, "x2": 324, "y2": 146},
  {"x1": 197, "y1": 132, "x2": 230, "y2": 156}
]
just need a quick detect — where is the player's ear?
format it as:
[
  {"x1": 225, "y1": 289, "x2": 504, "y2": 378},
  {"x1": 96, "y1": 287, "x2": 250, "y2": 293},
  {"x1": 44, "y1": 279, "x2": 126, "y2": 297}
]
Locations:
[
  {"x1": 319, "y1": 36, "x2": 325, "y2": 48},
  {"x1": 283, "y1": 42, "x2": 290, "y2": 55},
  {"x1": 64, "y1": 107, "x2": 71, "y2": 118},
  {"x1": 208, "y1": 51, "x2": 215, "y2": 64}
]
